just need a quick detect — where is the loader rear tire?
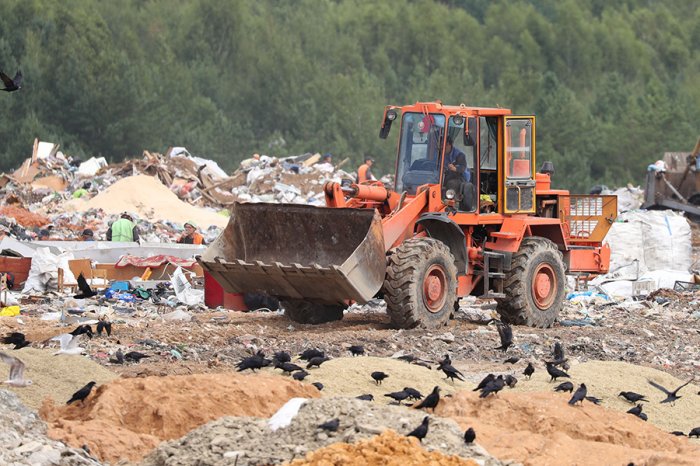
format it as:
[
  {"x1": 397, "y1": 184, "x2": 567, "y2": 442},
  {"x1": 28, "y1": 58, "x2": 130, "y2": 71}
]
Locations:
[
  {"x1": 495, "y1": 237, "x2": 565, "y2": 328},
  {"x1": 282, "y1": 300, "x2": 344, "y2": 325},
  {"x1": 383, "y1": 238, "x2": 457, "y2": 329}
]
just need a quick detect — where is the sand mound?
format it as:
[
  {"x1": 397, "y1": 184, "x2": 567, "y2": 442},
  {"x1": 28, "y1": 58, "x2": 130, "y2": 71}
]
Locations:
[
  {"x1": 286, "y1": 430, "x2": 479, "y2": 466},
  {"x1": 436, "y1": 390, "x2": 700, "y2": 466},
  {"x1": 0, "y1": 347, "x2": 117, "y2": 410},
  {"x1": 267, "y1": 356, "x2": 472, "y2": 400},
  {"x1": 142, "y1": 397, "x2": 503, "y2": 466},
  {"x1": 505, "y1": 360, "x2": 700, "y2": 434},
  {"x1": 65, "y1": 174, "x2": 228, "y2": 228},
  {"x1": 39, "y1": 372, "x2": 320, "y2": 463},
  {"x1": 0, "y1": 205, "x2": 50, "y2": 227}
]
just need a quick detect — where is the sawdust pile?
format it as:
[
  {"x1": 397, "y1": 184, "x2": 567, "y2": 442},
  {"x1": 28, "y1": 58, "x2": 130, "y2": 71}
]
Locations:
[
  {"x1": 285, "y1": 430, "x2": 480, "y2": 466},
  {"x1": 436, "y1": 391, "x2": 700, "y2": 466},
  {"x1": 0, "y1": 205, "x2": 50, "y2": 227},
  {"x1": 64, "y1": 174, "x2": 228, "y2": 227},
  {"x1": 39, "y1": 372, "x2": 320, "y2": 463},
  {"x1": 503, "y1": 360, "x2": 700, "y2": 434},
  {"x1": 0, "y1": 347, "x2": 117, "y2": 409}
]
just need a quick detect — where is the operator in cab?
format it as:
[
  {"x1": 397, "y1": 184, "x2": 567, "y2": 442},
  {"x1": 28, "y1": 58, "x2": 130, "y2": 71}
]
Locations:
[{"x1": 443, "y1": 136, "x2": 474, "y2": 211}]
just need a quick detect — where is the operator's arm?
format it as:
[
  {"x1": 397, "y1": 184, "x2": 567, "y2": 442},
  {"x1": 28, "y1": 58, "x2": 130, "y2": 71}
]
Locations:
[{"x1": 132, "y1": 226, "x2": 140, "y2": 242}]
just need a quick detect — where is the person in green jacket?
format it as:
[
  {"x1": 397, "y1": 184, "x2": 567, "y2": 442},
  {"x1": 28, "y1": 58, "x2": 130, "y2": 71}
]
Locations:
[{"x1": 106, "y1": 213, "x2": 140, "y2": 242}]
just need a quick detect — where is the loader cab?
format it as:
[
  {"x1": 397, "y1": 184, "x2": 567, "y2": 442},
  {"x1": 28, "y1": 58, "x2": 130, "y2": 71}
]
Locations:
[{"x1": 395, "y1": 112, "x2": 446, "y2": 195}]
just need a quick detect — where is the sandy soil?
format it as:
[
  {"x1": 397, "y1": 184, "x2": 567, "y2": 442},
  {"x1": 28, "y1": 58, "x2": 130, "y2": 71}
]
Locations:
[{"x1": 39, "y1": 372, "x2": 320, "y2": 463}]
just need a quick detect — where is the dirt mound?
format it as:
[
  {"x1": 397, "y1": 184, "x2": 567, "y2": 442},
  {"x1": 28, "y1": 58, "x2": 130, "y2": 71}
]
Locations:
[
  {"x1": 503, "y1": 360, "x2": 700, "y2": 434},
  {"x1": 436, "y1": 390, "x2": 700, "y2": 466},
  {"x1": 142, "y1": 397, "x2": 504, "y2": 466},
  {"x1": 0, "y1": 205, "x2": 50, "y2": 227},
  {"x1": 267, "y1": 356, "x2": 472, "y2": 400},
  {"x1": 0, "y1": 347, "x2": 117, "y2": 410},
  {"x1": 40, "y1": 372, "x2": 320, "y2": 463},
  {"x1": 286, "y1": 429, "x2": 480, "y2": 466},
  {"x1": 65, "y1": 174, "x2": 228, "y2": 227}
]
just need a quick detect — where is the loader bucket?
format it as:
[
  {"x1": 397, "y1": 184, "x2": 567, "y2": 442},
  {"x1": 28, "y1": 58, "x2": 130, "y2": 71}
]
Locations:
[{"x1": 198, "y1": 203, "x2": 386, "y2": 305}]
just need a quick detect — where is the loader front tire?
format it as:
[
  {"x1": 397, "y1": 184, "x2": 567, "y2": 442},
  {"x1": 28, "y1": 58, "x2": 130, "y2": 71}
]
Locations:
[
  {"x1": 383, "y1": 238, "x2": 458, "y2": 329},
  {"x1": 496, "y1": 237, "x2": 565, "y2": 328},
  {"x1": 282, "y1": 300, "x2": 344, "y2": 325}
]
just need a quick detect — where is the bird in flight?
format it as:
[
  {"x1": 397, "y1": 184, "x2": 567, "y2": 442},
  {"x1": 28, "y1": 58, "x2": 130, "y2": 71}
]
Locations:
[
  {"x1": 0, "y1": 69, "x2": 22, "y2": 92},
  {"x1": 0, "y1": 351, "x2": 32, "y2": 386},
  {"x1": 647, "y1": 378, "x2": 694, "y2": 405},
  {"x1": 52, "y1": 333, "x2": 86, "y2": 355}
]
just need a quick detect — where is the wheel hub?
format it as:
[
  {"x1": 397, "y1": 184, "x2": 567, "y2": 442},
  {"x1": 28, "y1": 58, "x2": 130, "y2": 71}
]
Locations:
[
  {"x1": 423, "y1": 265, "x2": 447, "y2": 313},
  {"x1": 532, "y1": 263, "x2": 557, "y2": 309}
]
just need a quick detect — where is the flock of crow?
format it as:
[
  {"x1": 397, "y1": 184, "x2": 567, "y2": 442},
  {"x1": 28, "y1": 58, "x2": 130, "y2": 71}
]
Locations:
[{"x1": 233, "y1": 321, "x2": 699, "y2": 442}]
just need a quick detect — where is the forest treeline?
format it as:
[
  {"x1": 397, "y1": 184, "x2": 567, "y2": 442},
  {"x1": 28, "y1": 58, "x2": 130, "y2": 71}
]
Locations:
[{"x1": 0, "y1": 0, "x2": 698, "y2": 191}]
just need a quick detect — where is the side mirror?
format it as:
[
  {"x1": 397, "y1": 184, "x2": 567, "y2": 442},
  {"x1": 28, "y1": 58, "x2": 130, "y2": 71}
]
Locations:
[
  {"x1": 464, "y1": 117, "x2": 477, "y2": 146},
  {"x1": 379, "y1": 109, "x2": 398, "y2": 139}
]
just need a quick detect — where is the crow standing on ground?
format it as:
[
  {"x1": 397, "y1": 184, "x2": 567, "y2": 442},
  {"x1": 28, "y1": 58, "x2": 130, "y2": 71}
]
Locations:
[
  {"x1": 96, "y1": 320, "x2": 112, "y2": 337},
  {"x1": 125, "y1": 351, "x2": 151, "y2": 363},
  {"x1": 70, "y1": 325, "x2": 93, "y2": 339},
  {"x1": 0, "y1": 69, "x2": 22, "y2": 92},
  {"x1": 568, "y1": 384, "x2": 587, "y2": 405},
  {"x1": 585, "y1": 396, "x2": 603, "y2": 405},
  {"x1": 306, "y1": 356, "x2": 329, "y2": 369},
  {"x1": 371, "y1": 371, "x2": 389, "y2": 385},
  {"x1": 292, "y1": 370, "x2": 309, "y2": 381},
  {"x1": 67, "y1": 381, "x2": 97, "y2": 405},
  {"x1": 407, "y1": 416, "x2": 429, "y2": 442},
  {"x1": 403, "y1": 387, "x2": 423, "y2": 400},
  {"x1": 494, "y1": 323, "x2": 513, "y2": 352},
  {"x1": 647, "y1": 378, "x2": 694, "y2": 405},
  {"x1": 385, "y1": 390, "x2": 410, "y2": 405},
  {"x1": 504, "y1": 356, "x2": 520, "y2": 364},
  {"x1": 473, "y1": 374, "x2": 495, "y2": 391},
  {"x1": 523, "y1": 362, "x2": 535, "y2": 379},
  {"x1": 618, "y1": 391, "x2": 648, "y2": 403},
  {"x1": 312, "y1": 382, "x2": 323, "y2": 391},
  {"x1": 688, "y1": 427, "x2": 700, "y2": 438},
  {"x1": 439, "y1": 363, "x2": 465, "y2": 383},
  {"x1": 479, "y1": 375, "x2": 506, "y2": 398},
  {"x1": 464, "y1": 427, "x2": 476, "y2": 444},
  {"x1": 626, "y1": 404, "x2": 643, "y2": 417},
  {"x1": 414, "y1": 386, "x2": 440, "y2": 411},
  {"x1": 356, "y1": 394, "x2": 374, "y2": 401},
  {"x1": 318, "y1": 418, "x2": 340, "y2": 432},
  {"x1": 274, "y1": 361, "x2": 304, "y2": 374},
  {"x1": 348, "y1": 345, "x2": 365, "y2": 356},
  {"x1": 554, "y1": 381, "x2": 574, "y2": 393},
  {"x1": 273, "y1": 351, "x2": 291, "y2": 364},
  {"x1": 2, "y1": 332, "x2": 30, "y2": 350},
  {"x1": 299, "y1": 349, "x2": 324, "y2": 361},
  {"x1": 546, "y1": 362, "x2": 570, "y2": 382},
  {"x1": 74, "y1": 273, "x2": 97, "y2": 299},
  {"x1": 109, "y1": 349, "x2": 124, "y2": 364}
]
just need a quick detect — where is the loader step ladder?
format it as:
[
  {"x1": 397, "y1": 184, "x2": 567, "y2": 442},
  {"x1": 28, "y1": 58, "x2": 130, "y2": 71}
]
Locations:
[{"x1": 481, "y1": 251, "x2": 506, "y2": 299}]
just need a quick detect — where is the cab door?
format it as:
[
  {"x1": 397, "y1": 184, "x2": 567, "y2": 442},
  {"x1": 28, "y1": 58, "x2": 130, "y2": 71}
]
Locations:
[{"x1": 501, "y1": 116, "x2": 536, "y2": 214}]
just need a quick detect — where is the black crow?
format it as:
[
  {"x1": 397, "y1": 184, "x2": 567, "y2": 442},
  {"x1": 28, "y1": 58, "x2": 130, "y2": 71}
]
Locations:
[
  {"x1": 74, "y1": 273, "x2": 97, "y2": 299},
  {"x1": 318, "y1": 418, "x2": 340, "y2": 432},
  {"x1": 0, "y1": 69, "x2": 22, "y2": 92},
  {"x1": 546, "y1": 362, "x2": 570, "y2": 382},
  {"x1": 438, "y1": 354, "x2": 452, "y2": 366},
  {"x1": 568, "y1": 384, "x2": 587, "y2": 405},
  {"x1": 504, "y1": 374, "x2": 518, "y2": 388},
  {"x1": 689, "y1": 427, "x2": 700, "y2": 438},
  {"x1": 124, "y1": 351, "x2": 150, "y2": 363},
  {"x1": 670, "y1": 431, "x2": 686, "y2": 436},
  {"x1": 554, "y1": 381, "x2": 574, "y2": 393},
  {"x1": 637, "y1": 412, "x2": 648, "y2": 421},
  {"x1": 356, "y1": 394, "x2": 374, "y2": 401},
  {"x1": 586, "y1": 396, "x2": 603, "y2": 406},
  {"x1": 479, "y1": 375, "x2": 506, "y2": 398},
  {"x1": 618, "y1": 391, "x2": 648, "y2": 403},
  {"x1": 523, "y1": 362, "x2": 535, "y2": 379},
  {"x1": 464, "y1": 427, "x2": 476, "y2": 444},
  {"x1": 67, "y1": 381, "x2": 96, "y2": 405},
  {"x1": 403, "y1": 387, "x2": 423, "y2": 400},
  {"x1": 504, "y1": 356, "x2": 520, "y2": 364},
  {"x1": 306, "y1": 356, "x2": 329, "y2": 369},
  {"x1": 299, "y1": 349, "x2": 324, "y2": 361},
  {"x1": 70, "y1": 325, "x2": 93, "y2": 339},
  {"x1": 348, "y1": 345, "x2": 365, "y2": 356},
  {"x1": 407, "y1": 416, "x2": 429, "y2": 442},
  {"x1": 647, "y1": 378, "x2": 694, "y2": 405},
  {"x1": 273, "y1": 351, "x2": 291, "y2": 364},
  {"x1": 626, "y1": 404, "x2": 643, "y2": 416},
  {"x1": 312, "y1": 382, "x2": 323, "y2": 391},
  {"x1": 109, "y1": 349, "x2": 124, "y2": 364},
  {"x1": 274, "y1": 361, "x2": 304, "y2": 374},
  {"x1": 473, "y1": 374, "x2": 495, "y2": 391},
  {"x1": 292, "y1": 370, "x2": 309, "y2": 381},
  {"x1": 385, "y1": 390, "x2": 410, "y2": 405},
  {"x1": 553, "y1": 341, "x2": 565, "y2": 361},
  {"x1": 2, "y1": 332, "x2": 30, "y2": 350},
  {"x1": 414, "y1": 386, "x2": 440, "y2": 411},
  {"x1": 494, "y1": 323, "x2": 513, "y2": 352},
  {"x1": 96, "y1": 320, "x2": 112, "y2": 337},
  {"x1": 440, "y1": 363, "x2": 465, "y2": 383},
  {"x1": 371, "y1": 371, "x2": 388, "y2": 385}
]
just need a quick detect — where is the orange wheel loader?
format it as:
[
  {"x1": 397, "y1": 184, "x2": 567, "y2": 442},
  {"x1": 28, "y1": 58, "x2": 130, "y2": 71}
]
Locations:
[{"x1": 199, "y1": 101, "x2": 617, "y2": 328}]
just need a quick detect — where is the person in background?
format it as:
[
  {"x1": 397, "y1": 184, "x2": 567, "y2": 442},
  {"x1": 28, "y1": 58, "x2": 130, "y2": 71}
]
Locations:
[
  {"x1": 81, "y1": 229, "x2": 95, "y2": 241},
  {"x1": 357, "y1": 156, "x2": 376, "y2": 183},
  {"x1": 106, "y1": 213, "x2": 139, "y2": 242},
  {"x1": 38, "y1": 229, "x2": 50, "y2": 240},
  {"x1": 177, "y1": 221, "x2": 205, "y2": 245},
  {"x1": 321, "y1": 152, "x2": 333, "y2": 164}
]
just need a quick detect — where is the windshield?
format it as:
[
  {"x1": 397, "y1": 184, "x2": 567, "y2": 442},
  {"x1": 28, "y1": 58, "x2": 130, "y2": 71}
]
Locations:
[{"x1": 395, "y1": 112, "x2": 446, "y2": 194}]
